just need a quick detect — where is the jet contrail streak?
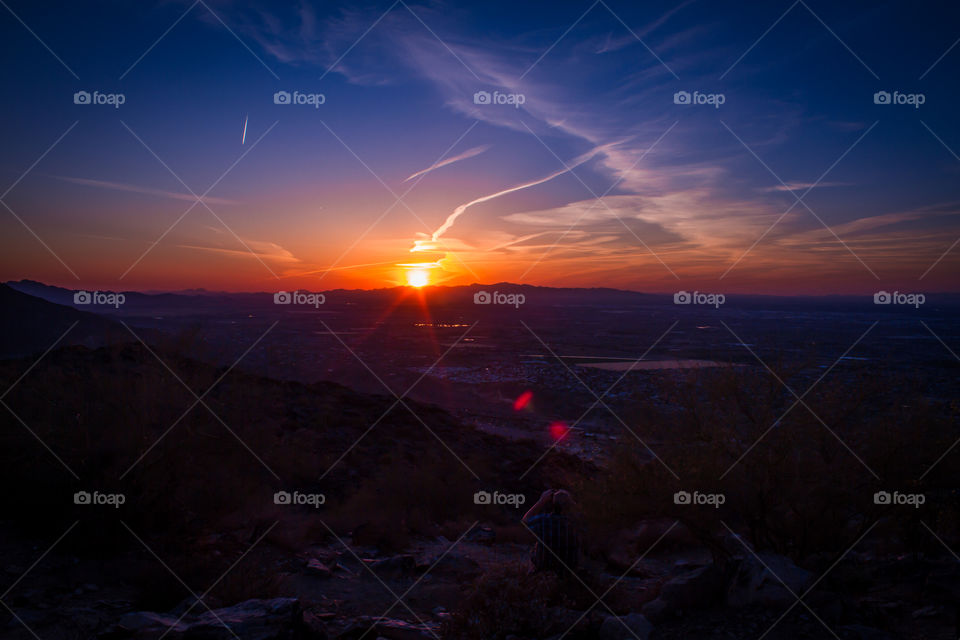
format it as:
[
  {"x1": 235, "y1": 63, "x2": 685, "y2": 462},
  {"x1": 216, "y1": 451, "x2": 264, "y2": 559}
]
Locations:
[
  {"x1": 242, "y1": 114, "x2": 248, "y2": 145},
  {"x1": 403, "y1": 144, "x2": 490, "y2": 182},
  {"x1": 429, "y1": 146, "x2": 602, "y2": 242}
]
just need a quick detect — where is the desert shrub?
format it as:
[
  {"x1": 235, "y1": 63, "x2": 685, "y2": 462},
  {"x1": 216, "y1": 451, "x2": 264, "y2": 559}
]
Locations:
[
  {"x1": 441, "y1": 563, "x2": 563, "y2": 640},
  {"x1": 573, "y1": 361, "x2": 959, "y2": 564},
  {"x1": 325, "y1": 452, "x2": 479, "y2": 551},
  {"x1": 0, "y1": 341, "x2": 586, "y2": 584},
  {"x1": 204, "y1": 562, "x2": 292, "y2": 608},
  {"x1": 442, "y1": 560, "x2": 630, "y2": 640}
]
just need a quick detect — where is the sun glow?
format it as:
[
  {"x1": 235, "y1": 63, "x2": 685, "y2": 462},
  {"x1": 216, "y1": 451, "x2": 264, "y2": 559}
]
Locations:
[{"x1": 406, "y1": 269, "x2": 430, "y2": 287}]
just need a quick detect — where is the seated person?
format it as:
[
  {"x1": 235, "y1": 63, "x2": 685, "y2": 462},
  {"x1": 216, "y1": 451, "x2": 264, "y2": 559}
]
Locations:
[{"x1": 522, "y1": 488, "x2": 580, "y2": 574}]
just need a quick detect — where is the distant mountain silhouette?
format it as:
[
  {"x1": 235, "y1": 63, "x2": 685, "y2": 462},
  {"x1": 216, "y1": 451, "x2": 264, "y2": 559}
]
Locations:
[
  {"x1": 6, "y1": 279, "x2": 960, "y2": 315},
  {"x1": 6, "y1": 279, "x2": 196, "y2": 310},
  {"x1": 6, "y1": 279, "x2": 663, "y2": 311},
  {"x1": 0, "y1": 284, "x2": 133, "y2": 358}
]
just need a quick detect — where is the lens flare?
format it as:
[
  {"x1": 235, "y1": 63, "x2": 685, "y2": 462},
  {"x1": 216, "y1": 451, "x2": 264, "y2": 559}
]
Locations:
[
  {"x1": 549, "y1": 421, "x2": 570, "y2": 441},
  {"x1": 513, "y1": 390, "x2": 533, "y2": 411}
]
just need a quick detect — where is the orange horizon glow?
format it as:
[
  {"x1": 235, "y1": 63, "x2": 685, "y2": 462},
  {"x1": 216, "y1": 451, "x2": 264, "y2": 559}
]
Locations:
[{"x1": 5, "y1": 231, "x2": 960, "y2": 295}]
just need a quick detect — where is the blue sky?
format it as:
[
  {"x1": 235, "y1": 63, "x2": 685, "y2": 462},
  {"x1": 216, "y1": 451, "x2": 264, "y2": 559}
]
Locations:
[{"x1": 0, "y1": 0, "x2": 958, "y2": 293}]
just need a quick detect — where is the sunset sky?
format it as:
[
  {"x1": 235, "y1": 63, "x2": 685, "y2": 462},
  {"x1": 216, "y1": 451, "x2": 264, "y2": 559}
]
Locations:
[{"x1": 1, "y1": 0, "x2": 958, "y2": 293}]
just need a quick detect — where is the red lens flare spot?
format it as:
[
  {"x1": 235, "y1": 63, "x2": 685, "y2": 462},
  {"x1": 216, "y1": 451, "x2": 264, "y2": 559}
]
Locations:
[
  {"x1": 549, "y1": 421, "x2": 570, "y2": 441},
  {"x1": 513, "y1": 390, "x2": 533, "y2": 411}
]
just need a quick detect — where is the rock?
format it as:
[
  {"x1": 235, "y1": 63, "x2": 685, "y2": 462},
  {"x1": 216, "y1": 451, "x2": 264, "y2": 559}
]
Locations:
[
  {"x1": 118, "y1": 611, "x2": 182, "y2": 633},
  {"x1": 598, "y1": 612, "x2": 653, "y2": 640},
  {"x1": 168, "y1": 596, "x2": 206, "y2": 617},
  {"x1": 372, "y1": 617, "x2": 436, "y2": 640},
  {"x1": 95, "y1": 599, "x2": 133, "y2": 611},
  {"x1": 302, "y1": 610, "x2": 331, "y2": 639},
  {"x1": 423, "y1": 554, "x2": 481, "y2": 580},
  {"x1": 640, "y1": 597, "x2": 670, "y2": 622},
  {"x1": 116, "y1": 597, "x2": 303, "y2": 639},
  {"x1": 669, "y1": 559, "x2": 707, "y2": 575},
  {"x1": 911, "y1": 604, "x2": 940, "y2": 618},
  {"x1": 804, "y1": 590, "x2": 844, "y2": 623},
  {"x1": 658, "y1": 564, "x2": 726, "y2": 610},
  {"x1": 606, "y1": 522, "x2": 697, "y2": 574},
  {"x1": 635, "y1": 519, "x2": 697, "y2": 550},
  {"x1": 337, "y1": 617, "x2": 436, "y2": 640},
  {"x1": 924, "y1": 563, "x2": 960, "y2": 598},
  {"x1": 465, "y1": 526, "x2": 495, "y2": 545},
  {"x1": 838, "y1": 624, "x2": 895, "y2": 640},
  {"x1": 721, "y1": 530, "x2": 754, "y2": 556},
  {"x1": 306, "y1": 558, "x2": 333, "y2": 578},
  {"x1": 637, "y1": 564, "x2": 726, "y2": 621},
  {"x1": 365, "y1": 555, "x2": 416, "y2": 578},
  {"x1": 727, "y1": 553, "x2": 812, "y2": 608},
  {"x1": 606, "y1": 546, "x2": 647, "y2": 576},
  {"x1": 543, "y1": 606, "x2": 589, "y2": 636},
  {"x1": 53, "y1": 606, "x2": 106, "y2": 634}
]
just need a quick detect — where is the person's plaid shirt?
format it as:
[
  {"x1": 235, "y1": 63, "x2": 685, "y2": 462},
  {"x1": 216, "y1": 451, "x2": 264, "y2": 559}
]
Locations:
[{"x1": 528, "y1": 513, "x2": 579, "y2": 572}]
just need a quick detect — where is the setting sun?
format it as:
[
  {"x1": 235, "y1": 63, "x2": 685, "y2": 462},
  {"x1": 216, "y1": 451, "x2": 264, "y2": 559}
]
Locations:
[{"x1": 406, "y1": 269, "x2": 429, "y2": 287}]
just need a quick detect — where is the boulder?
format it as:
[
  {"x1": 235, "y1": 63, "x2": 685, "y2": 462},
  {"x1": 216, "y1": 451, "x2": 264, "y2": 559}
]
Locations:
[
  {"x1": 364, "y1": 555, "x2": 417, "y2": 579},
  {"x1": 115, "y1": 597, "x2": 303, "y2": 639},
  {"x1": 543, "y1": 606, "x2": 590, "y2": 636},
  {"x1": 634, "y1": 519, "x2": 697, "y2": 550},
  {"x1": 465, "y1": 526, "x2": 496, "y2": 545},
  {"x1": 727, "y1": 553, "x2": 812, "y2": 608},
  {"x1": 306, "y1": 558, "x2": 333, "y2": 578},
  {"x1": 639, "y1": 597, "x2": 669, "y2": 623},
  {"x1": 337, "y1": 616, "x2": 436, "y2": 640},
  {"x1": 658, "y1": 564, "x2": 726, "y2": 610},
  {"x1": 838, "y1": 624, "x2": 896, "y2": 640},
  {"x1": 605, "y1": 520, "x2": 695, "y2": 574},
  {"x1": 598, "y1": 612, "x2": 653, "y2": 640},
  {"x1": 636, "y1": 564, "x2": 727, "y2": 622},
  {"x1": 422, "y1": 554, "x2": 482, "y2": 580},
  {"x1": 302, "y1": 610, "x2": 331, "y2": 639}
]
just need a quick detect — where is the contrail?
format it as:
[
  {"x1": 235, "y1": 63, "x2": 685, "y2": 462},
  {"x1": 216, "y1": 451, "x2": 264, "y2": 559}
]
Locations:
[
  {"x1": 403, "y1": 144, "x2": 490, "y2": 182},
  {"x1": 242, "y1": 114, "x2": 248, "y2": 145},
  {"x1": 427, "y1": 146, "x2": 603, "y2": 243}
]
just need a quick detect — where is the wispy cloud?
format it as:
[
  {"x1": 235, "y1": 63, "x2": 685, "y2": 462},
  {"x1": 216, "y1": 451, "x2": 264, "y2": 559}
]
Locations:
[
  {"x1": 178, "y1": 241, "x2": 299, "y2": 263},
  {"x1": 178, "y1": 225, "x2": 300, "y2": 264},
  {"x1": 762, "y1": 181, "x2": 853, "y2": 193},
  {"x1": 57, "y1": 176, "x2": 240, "y2": 206}
]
